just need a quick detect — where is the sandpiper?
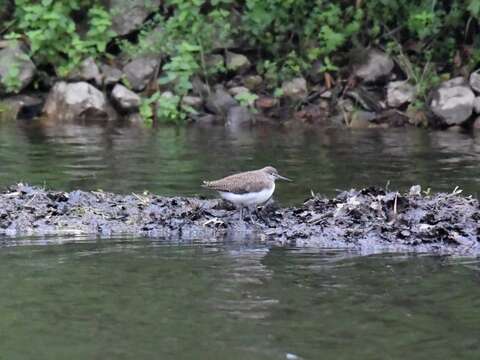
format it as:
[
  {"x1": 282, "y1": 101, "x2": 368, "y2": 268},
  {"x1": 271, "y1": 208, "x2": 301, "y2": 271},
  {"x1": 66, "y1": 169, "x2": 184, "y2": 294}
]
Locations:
[{"x1": 202, "y1": 166, "x2": 291, "y2": 220}]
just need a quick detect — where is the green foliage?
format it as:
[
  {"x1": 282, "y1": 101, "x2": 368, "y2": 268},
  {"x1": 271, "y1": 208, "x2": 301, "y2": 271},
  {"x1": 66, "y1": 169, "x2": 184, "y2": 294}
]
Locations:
[
  {"x1": 235, "y1": 90, "x2": 258, "y2": 110},
  {"x1": 10, "y1": 0, "x2": 114, "y2": 76}
]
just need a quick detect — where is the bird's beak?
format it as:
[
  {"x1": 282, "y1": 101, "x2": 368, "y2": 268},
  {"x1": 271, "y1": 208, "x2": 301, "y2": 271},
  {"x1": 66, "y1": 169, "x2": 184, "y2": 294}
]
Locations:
[{"x1": 276, "y1": 174, "x2": 292, "y2": 181}]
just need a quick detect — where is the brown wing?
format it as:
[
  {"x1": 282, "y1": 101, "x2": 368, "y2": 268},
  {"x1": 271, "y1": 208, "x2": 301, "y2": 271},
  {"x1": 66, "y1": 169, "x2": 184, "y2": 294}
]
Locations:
[{"x1": 202, "y1": 170, "x2": 268, "y2": 194}]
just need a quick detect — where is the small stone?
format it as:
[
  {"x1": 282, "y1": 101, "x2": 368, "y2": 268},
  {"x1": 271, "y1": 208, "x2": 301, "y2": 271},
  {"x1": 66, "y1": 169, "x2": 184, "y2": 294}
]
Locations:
[
  {"x1": 469, "y1": 69, "x2": 480, "y2": 93},
  {"x1": 354, "y1": 49, "x2": 394, "y2": 83},
  {"x1": 409, "y1": 185, "x2": 422, "y2": 196},
  {"x1": 429, "y1": 77, "x2": 475, "y2": 125},
  {"x1": 206, "y1": 85, "x2": 238, "y2": 115},
  {"x1": 387, "y1": 81, "x2": 416, "y2": 107},
  {"x1": 123, "y1": 56, "x2": 160, "y2": 91},
  {"x1": 111, "y1": 84, "x2": 141, "y2": 112},
  {"x1": 181, "y1": 95, "x2": 204, "y2": 111},
  {"x1": 101, "y1": 64, "x2": 123, "y2": 86},
  {"x1": 243, "y1": 75, "x2": 263, "y2": 90},
  {"x1": 255, "y1": 96, "x2": 278, "y2": 110},
  {"x1": 225, "y1": 52, "x2": 251, "y2": 74},
  {"x1": 67, "y1": 57, "x2": 102, "y2": 86},
  {"x1": 281, "y1": 77, "x2": 308, "y2": 100},
  {"x1": 204, "y1": 54, "x2": 224, "y2": 69},
  {"x1": 226, "y1": 106, "x2": 251, "y2": 126},
  {"x1": 228, "y1": 86, "x2": 249, "y2": 97}
]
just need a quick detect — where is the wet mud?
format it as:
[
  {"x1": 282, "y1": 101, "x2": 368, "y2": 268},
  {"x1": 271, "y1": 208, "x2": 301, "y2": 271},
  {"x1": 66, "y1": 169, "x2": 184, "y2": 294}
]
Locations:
[{"x1": 0, "y1": 184, "x2": 479, "y2": 255}]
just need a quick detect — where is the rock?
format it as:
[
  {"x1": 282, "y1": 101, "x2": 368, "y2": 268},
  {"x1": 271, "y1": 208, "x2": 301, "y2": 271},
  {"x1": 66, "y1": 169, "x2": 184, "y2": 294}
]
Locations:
[
  {"x1": 204, "y1": 54, "x2": 224, "y2": 69},
  {"x1": 111, "y1": 84, "x2": 141, "y2": 112},
  {"x1": 225, "y1": 52, "x2": 251, "y2": 74},
  {"x1": 123, "y1": 56, "x2": 160, "y2": 91},
  {"x1": 206, "y1": 85, "x2": 238, "y2": 115},
  {"x1": 181, "y1": 96, "x2": 204, "y2": 111},
  {"x1": 110, "y1": 0, "x2": 161, "y2": 36},
  {"x1": 387, "y1": 81, "x2": 416, "y2": 107},
  {"x1": 469, "y1": 69, "x2": 480, "y2": 93},
  {"x1": 243, "y1": 75, "x2": 263, "y2": 90},
  {"x1": 354, "y1": 49, "x2": 394, "y2": 83},
  {"x1": 429, "y1": 77, "x2": 475, "y2": 125},
  {"x1": 1, "y1": 94, "x2": 44, "y2": 119},
  {"x1": 255, "y1": 96, "x2": 278, "y2": 110},
  {"x1": 191, "y1": 77, "x2": 210, "y2": 98},
  {"x1": 226, "y1": 106, "x2": 252, "y2": 126},
  {"x1": 281, "y1": 77, "x2": 308, "y2": 100},
  {"x1": 348, "y1": 111, "x2": 376, "y2": 129},
  {"x1": 43, "y1": 81, "x2": 115, "y2": 121},
  {"x1": 101, "y1": 64, "x2": 123, "y2": 86},
  {"x1": 474, "y1": 97, "x2": 480, "y2": 114},
  {"x1": 67, "y1": 57, "x2": 102, "y2": 86},
  {"x1": 0, "y1": 41, "x2": 36, "y2": 94},
  {"x1": 228, "y1": 86, "x2": 249, "y2": 97}
]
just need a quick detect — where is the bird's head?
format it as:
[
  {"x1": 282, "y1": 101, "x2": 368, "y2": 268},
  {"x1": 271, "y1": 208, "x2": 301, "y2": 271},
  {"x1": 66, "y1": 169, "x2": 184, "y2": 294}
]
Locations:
[{"x1": 262, "y1": 166, "x2": 292, "y2": 182}]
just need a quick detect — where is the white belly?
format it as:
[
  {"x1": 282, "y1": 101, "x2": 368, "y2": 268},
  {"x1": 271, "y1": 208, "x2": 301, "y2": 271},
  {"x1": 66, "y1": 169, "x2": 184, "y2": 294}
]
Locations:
[{"x1": 219, "y1": 185, "x2": 275, "y2": 207}]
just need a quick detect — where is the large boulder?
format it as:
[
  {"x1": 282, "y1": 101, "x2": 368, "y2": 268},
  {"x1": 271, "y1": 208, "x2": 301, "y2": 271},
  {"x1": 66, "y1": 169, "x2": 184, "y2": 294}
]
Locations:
[
  {"x1": 386, "y1": 81, "x2": 416, "y2": 108},
  {"x1": 43, "y1": 81, "x2": 115, "y2": 121},
  {"x1": 111, "y1": 84, "x2": 141, "y2": 112},
  {"x1": 353, "y1": 49, "x2": 394, "y2": 83},
  {"x1": 0, "y1": 41, "x2": 36, "y2": 94},
  {"x1": 123, "y1": 56, "x2": 160, "y2": 92},
  {"x1": 109, "y1": 0, "x2": 161, "y2": 36},
  {"x1": 429, "y1": 77, "x2": 475, "y2": 125}
]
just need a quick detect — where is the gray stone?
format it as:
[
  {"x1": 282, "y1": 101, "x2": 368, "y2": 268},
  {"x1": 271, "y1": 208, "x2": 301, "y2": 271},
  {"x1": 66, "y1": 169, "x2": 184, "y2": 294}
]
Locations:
[
  {"x1": 226, "y1": 106, "x2": 252, "y2": 126},
  {"x1": 43, "y1": 81, "x2": 115, "y2": 121},
  {"x1": 206, "y1": 85, "x2": 238, "y2": 115},
  {"x1": 101, "y1": 64, "x2": 123, "y2": 86},
  {"x1": 225, "y1": 52, "x2": 251, "y2": 74},
  {"x1": 111, "y1": 84, "x2": 141, "y2": 111},
  {"x1": 123, "y1": 56, "x2": 160, "y2": 91},
  {"x1": 181, "y1": 96, "x2": 204, "y2": 111},
  {"x1": 281, "y1": 77, "x2": 308, "y2": 100},
  {"x1": 67, "y1": 57, "x2": 102, "y2": 86},
  {"x1": 243, "y1": 75, "x2": 263, "y2": 90},
  {"x1": 429, "y1": 77, "x2": 475, "y2": 125},
  {"x1": 354, "y1": 49, "x2": 394, "y2": 83},
  {"x1": 110, "y1": 0, "x2": 161, "y2": 36},
  {"x1": 469, "y1": 69, "x2": 480, "y2": 93},
  {"x1": 228, "y1": 86, "x2": 249, "y2": 97},
  {"x1": 387, "y1": 81, "x2": 416, "y2": 107},
  {"x1": 0, "y1": 41, "x2": 36, "y2": 94}
]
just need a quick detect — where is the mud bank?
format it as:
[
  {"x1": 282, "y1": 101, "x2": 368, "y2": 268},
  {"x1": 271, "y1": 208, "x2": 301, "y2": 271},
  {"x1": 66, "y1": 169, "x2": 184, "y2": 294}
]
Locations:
[{"x1": 0, "y1": 184, "x2": 479, "y2": 254}]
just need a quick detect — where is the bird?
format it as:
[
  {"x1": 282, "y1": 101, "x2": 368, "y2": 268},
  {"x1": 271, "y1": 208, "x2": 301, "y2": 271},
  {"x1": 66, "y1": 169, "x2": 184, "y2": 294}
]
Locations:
[{"x1": 202, "y1": 166, "x2": 291, "y2": 220}]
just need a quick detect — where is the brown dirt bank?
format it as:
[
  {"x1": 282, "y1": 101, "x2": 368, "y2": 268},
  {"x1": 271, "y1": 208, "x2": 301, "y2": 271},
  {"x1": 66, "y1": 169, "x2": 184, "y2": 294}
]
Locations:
[{"x1": 0, "y1": 184, "x2": 478, "y2": 255}]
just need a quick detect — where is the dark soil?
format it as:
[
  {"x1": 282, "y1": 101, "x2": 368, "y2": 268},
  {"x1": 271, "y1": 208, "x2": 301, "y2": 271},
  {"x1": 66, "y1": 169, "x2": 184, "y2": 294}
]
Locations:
[{"x1": 1, "y1": 184, "x2": 479, "y2": 255}]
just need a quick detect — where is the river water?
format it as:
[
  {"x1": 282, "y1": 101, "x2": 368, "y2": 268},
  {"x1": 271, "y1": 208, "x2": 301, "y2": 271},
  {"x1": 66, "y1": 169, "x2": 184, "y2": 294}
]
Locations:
[{"x1": 0, "y1": 120, "x2": 479, "y2": 359}]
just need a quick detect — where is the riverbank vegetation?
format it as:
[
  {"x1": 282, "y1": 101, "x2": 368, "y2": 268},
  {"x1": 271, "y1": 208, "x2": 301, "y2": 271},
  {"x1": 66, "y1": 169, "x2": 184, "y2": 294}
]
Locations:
[{"x1": 1, "y1": 0, "x2": 480, "y2": 127}]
